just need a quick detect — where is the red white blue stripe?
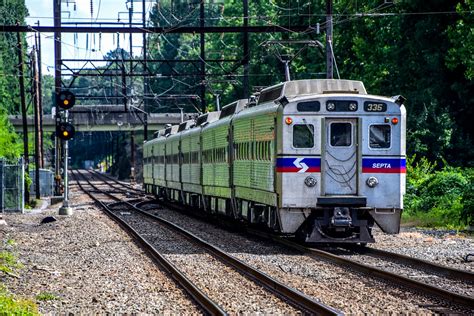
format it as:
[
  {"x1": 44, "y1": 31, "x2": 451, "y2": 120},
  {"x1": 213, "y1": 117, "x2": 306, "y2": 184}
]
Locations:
[
  {"x1": 362, "y1": 158, "x2": 406, "y2": 173},
  {"x1": 276, "y1": 157, "x2": 321, "y2": 173}
]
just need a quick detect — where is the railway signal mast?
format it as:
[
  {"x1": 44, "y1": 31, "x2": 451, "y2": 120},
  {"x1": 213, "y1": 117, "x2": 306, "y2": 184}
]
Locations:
[{"x1": 56, "y1": 90, "x2": 76, "y2": 215}]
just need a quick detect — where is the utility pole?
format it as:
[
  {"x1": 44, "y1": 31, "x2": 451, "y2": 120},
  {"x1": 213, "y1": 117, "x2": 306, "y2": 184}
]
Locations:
[
  {"x1": 129, "y1": 0, "x2": 133, "y2": 110},
  {"x1": 242, "y1": 0, "x2": 249, "y2": 99},
  {"x1": 16, "y1": 26, "x2": 29, "y2": 204},
  {"x1": 326, "y1": 0, "x2": 334, "y2": 79},
  {"x1": 32, "y1": 47, "x2": 42, "y2": 200},
  {"x1": 54, "y1": 0, "x2": 72, "y2": 215},
  {"x1": 54, "y1": 0, "x2": 62, "y2": 196},
  {"x1": 200, "y1": 1, "x2": 206, "y2": 112},
  {"x1": 36, "y1": 21, "x2": 44, "y2": 168},
  {"x1": 142, "y1": 0, "x2": 148, "y2": 115}
]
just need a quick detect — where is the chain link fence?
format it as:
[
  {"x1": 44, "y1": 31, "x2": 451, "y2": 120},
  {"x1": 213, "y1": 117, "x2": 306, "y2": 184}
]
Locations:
[
  {"x1": 30, "y1": 169, "x2": 54, "y2": 198},
  {"x1": 0, "y1": 158, "x2": 25, "y2": 213}
]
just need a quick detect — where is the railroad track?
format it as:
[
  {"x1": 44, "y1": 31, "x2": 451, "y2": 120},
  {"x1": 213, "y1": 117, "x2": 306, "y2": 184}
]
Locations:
[
  {"x1": 82, "y1": 170, "x2": 474, "y2": 312},
  {"x1": 90, "y1": 170, "x2": 144, "y2": 194},
  {"x1": 256, "y1": 233, "x2": 474, "y2": 311},
  {"x1": 73, "y1": 169, "x2": 341, "y2": 315}
]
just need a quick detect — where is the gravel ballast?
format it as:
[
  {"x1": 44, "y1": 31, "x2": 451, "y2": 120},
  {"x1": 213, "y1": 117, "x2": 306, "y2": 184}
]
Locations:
[
  {"x1": 144, "y1": 204, "x2": 472, "y2": 314},
  {"x1": 371, "y1": 227, "x2": 474, "y2": 272},
  {"x1": 0, "y1": 185, "x2": 201, "y2": 314},
  {"x1": 5, "y1": 169, "x2": 472, "y2": 314},
  {"x1": 111, "y1": 206, "x2": 301, "y2": 314}
]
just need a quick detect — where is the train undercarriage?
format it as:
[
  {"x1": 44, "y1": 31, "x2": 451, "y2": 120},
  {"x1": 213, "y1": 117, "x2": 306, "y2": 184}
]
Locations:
[{"x1": 146, "y1": 184, "x2": 400, "y2": 244}]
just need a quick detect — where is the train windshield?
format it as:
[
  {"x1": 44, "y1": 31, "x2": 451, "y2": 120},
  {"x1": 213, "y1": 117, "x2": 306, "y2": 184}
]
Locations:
[
  {"x1": 369, "y1": 124, "x2": 391, "y2": 148},
  {"x1": 330, "y1": 123, "x2": 352, "y2": 147},
  {"x1": 293, "y1": 124, "x2": 314, "y2": 148}
]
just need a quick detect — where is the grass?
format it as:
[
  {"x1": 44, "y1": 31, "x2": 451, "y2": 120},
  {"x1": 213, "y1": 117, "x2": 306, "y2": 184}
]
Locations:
[
  {"x1": 0, "y1": 251, "x2": 23, "y2": 275},
  {"x1": 0, "y1": 286, "x2": 38, "y2": 315},
  {"x1": 35, "y1": 292, "x2": 59, "y2": 302},
  {"x1": 0, "y1": 239, "x2": 39, "y2": 314}
]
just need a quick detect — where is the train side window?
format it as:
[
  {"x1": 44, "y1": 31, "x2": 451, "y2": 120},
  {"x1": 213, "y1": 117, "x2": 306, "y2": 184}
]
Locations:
[
  {"x1": 330, "y1": 123, "x2": 352, "y2": 147},
  {"x1": 369, "y1": 125, "x2": 391, "y2": 149},
  {"x1": 293, "y1": 124, "x2": 314, "y2": 148}
]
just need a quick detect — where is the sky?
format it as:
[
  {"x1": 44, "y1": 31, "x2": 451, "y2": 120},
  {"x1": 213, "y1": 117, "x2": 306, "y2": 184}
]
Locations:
[{"x1": 24, "y1": 0, "x2": 153, "y2": 75}]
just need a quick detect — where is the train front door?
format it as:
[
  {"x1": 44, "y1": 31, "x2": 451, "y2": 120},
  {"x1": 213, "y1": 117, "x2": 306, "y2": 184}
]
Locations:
[{"x1": 322, "y1": 118, "x2": 358, "y2": 195}]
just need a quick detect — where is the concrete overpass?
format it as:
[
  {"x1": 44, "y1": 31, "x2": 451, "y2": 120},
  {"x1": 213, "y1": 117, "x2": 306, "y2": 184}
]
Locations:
[{"x1": 9, "y1": 106, "x2": 198, "y2": 133}]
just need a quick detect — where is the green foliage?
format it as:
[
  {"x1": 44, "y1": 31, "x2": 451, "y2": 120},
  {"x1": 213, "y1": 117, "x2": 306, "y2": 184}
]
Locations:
[
  {"x1": 57, "y1": 1, "x2": 474, "y2": 168},
  {"x1": 35, "y1": 292, "x2": 59, "y2": 302},
  {"x1": 447, "y1": 0, "x2": 474, "y2": 80},
  {"x1": 0, "y1": 285, "x2": 38, "y2": 316},
  {"x1": 0, "y1": 108, "x2": 22, "y2": 160},
  {"x1": 1, "y1": 238, "x2": 23, "y2": 276},
  {"x1": 0, "y1": 0, "x2": 28, "y2": 115},
  {"x1": 0, "y1": 248, "x2": 23, "y2": 275},
  {"x1": 404, "y1": 157, "x2": 473, "y2": 228},
  {"x1": 0, "y1": 238, "x2": 38, "y2": 314}
]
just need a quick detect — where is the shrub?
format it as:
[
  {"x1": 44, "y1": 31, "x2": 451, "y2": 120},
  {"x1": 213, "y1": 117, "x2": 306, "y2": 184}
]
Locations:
[{"x1": 404, "y1": 157, "x2": 472, "y2": 228}]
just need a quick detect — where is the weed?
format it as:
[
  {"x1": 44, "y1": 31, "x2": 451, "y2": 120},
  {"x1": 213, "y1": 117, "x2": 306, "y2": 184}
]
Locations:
[
  {"x1": 0, "y1": 285, "x2": 38, "y2": 315},
  {"x1": 0, "y1": 251, "x2": 23, "y2": 275},
  {"x1": 35, "y1": 292, "x2": 60, "y2": 301}
]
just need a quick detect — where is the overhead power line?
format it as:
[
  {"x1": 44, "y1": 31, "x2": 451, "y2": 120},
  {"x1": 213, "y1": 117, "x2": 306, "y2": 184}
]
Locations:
[{"x1": 0, "y1": 25, "x2": 313, "y2": 34}]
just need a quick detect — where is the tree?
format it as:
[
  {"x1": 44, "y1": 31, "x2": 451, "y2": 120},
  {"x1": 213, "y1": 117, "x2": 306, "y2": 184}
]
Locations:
[{"x1": 0, "y1": 108, "x2": 21, "y2": 160}]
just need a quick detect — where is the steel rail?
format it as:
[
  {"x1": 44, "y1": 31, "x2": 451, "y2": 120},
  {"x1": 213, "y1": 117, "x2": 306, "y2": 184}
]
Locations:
[
  {"x1": 256, "y1": 232, "x2": 474, "y2": 309},
  {"x1": 351, "y1": 245, "x2": 474, "y2": 282},
  {"x1": 71, "y1": 169, "x2": 227, "y2": 316},
  {"x1": 89, "y1": 170, "x2": 474, "y2": 309},
  {"x1": 79, "y1": 170, "x2": 342, "y2": 315},
  {"x1": 90, "y1": 170, "x2": 144, "y2": 194}
]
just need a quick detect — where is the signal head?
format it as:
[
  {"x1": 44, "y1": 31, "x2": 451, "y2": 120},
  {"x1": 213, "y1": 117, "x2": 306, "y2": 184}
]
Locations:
[
  {"x1": 56, "y1": 122, "x2": 75, "y2": 140},
  {"x1": 56, "y1": 90, "x2": 75, "y2": 110}
]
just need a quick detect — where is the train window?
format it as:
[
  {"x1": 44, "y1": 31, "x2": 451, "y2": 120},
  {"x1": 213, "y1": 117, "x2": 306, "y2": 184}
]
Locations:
[
  {"x1": 297, "y1": 101, "x2": 320, "y2": 112},
  {"x1": 369, "y1": 125, "x2": 391, "y2": 149},
  {"x1": 330, "y1": 123, "x2": 352, "y2": 147},
  {"x1": 293, "y1": 124, "x2": 314, "y2": 148}
]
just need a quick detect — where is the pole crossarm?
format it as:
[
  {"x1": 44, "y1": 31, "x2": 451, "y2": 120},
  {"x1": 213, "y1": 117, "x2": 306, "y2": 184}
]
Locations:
[{"x1": 0, "y1": 25, "x2": 314, "y2": 34}]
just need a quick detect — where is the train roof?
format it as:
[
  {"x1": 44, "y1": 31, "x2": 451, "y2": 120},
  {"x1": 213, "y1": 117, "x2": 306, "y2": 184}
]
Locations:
[
  {"x1": 196, "y1": 111, "x2": 221, "y2": 126},
  {"x1": 219, "y1": 99, "x2": 248, "y2": 119},
  {"x1": 258, "y1": 79, "x2": 367, "y2": 105},
  {"x1": 178, "y1": 119, "x2": 195, "y2": 132}
]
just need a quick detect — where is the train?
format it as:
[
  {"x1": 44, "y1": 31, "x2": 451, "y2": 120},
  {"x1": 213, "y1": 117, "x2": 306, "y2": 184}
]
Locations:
[{"x1": 143, "y1": 79, "x2": 406, "y2": 244}]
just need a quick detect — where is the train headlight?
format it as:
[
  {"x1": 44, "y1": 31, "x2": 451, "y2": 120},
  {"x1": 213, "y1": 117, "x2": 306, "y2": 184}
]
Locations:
[
  {"x1": 304, "y1": 176, "x2": 317, "y2": 187},
  {"x1": 366, "y1": 177, "x2": 379, "y2": 188},
  {"x1": 327, "y1": 102, "x2": 336, "y2": 111},
  {"x1": 349, "y1": 102, "x2": 357, "y2": 111}
]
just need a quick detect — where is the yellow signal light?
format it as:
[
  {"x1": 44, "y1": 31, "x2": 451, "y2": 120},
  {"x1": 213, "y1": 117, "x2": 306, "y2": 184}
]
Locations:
[
  {"x1": 64, "y1": 100, "x2": 69, "y2": 106},
  {"x1": 63, "y1": 131, "x2": 69, "y2": 137}
]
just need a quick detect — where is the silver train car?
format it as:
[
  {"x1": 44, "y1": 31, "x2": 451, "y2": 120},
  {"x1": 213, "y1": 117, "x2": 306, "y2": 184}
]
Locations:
[{"x1": 143, "y1": 79, "x2": 406, "y2": 244}]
